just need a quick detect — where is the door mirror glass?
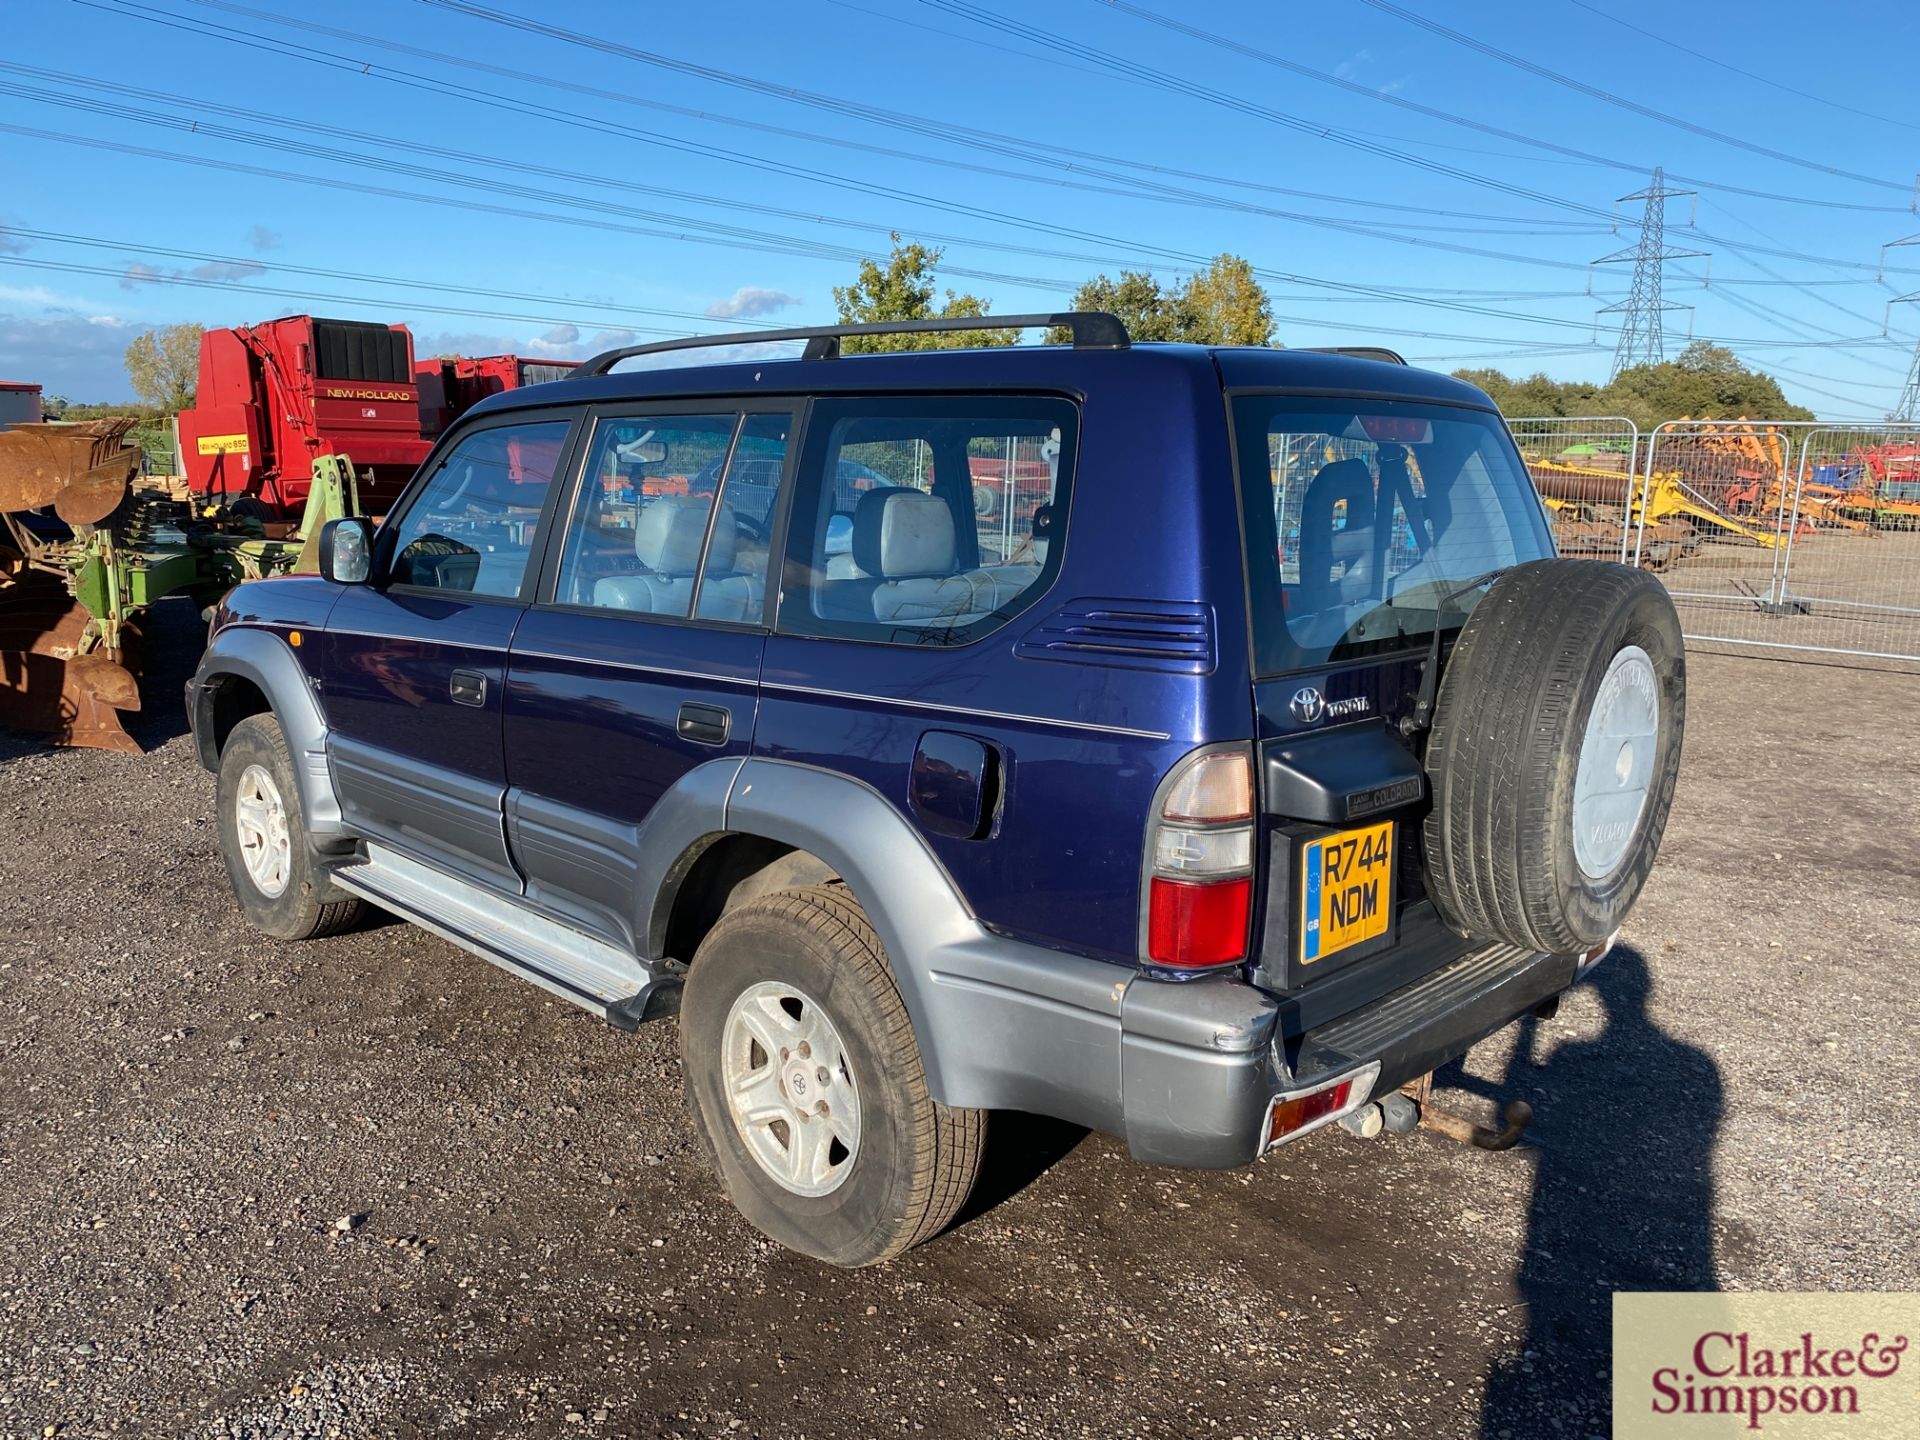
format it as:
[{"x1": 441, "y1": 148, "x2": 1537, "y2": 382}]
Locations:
[{"x1": 319, "y1": 517, "x2": 373, "y2": 585}]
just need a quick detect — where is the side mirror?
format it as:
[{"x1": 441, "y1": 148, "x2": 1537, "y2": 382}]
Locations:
[{"x1": 318, "y1": 517, "x2": 373, "y2": 585}]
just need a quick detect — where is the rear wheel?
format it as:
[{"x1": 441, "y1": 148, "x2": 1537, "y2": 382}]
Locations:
[
  {"x1": 216, "y1": 714, "x2": 365, "y2": 941},
  {"x1": 679, "y1": 884, "x2": 985, "y2": 1266}
]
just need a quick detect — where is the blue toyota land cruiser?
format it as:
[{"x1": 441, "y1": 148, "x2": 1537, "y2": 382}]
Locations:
[{"x1": 187, "y1": 313, "x2": 1685, "y2": 1266}]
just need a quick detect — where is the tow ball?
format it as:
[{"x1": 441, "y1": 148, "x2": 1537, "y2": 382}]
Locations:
[{"x1": 1337, "y1": 1072, "x2": 1534, "y2": 1151}]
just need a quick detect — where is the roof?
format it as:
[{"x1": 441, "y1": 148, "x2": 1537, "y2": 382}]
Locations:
[
  {"x1": 462, "y1": 341, "x2": 1496, "y2": 421},
  {"x1": 0, "y1": 381, "x2": 44, "y2": 392}
]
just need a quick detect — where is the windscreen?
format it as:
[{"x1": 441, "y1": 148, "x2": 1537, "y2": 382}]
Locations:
[{"x1": 1233, "y1": 395, "x2": 1554, "y2": 674}]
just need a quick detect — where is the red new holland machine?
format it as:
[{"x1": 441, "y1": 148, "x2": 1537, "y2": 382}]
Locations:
[
  {"x1": 176, "y1": 315, "x2": 437, "y2": 520},
  {"x1": 416, "y1": 353, "x2": 580, "y2": 439}
]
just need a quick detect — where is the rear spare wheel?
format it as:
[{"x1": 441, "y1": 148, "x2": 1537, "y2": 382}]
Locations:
[{"x1": 1421, "y1": 559, "x2": 1684, "y2": 955}]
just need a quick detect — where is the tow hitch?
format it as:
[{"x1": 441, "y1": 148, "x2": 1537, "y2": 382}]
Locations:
[
  {"x1": 1402, "y1": 1073, "x2": 1532, "y2": 1151},
  {"x1": 1337, "y1": 1072, "x2": 1535, "y2": 1151}
]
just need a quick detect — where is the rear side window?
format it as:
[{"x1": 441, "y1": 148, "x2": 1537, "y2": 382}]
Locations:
[
  {"x1": 778, "y1": 396, "x2": 1075, "y2": 646},
  {"x1": 1233, "y1": 396, "x2": 1554, "y2": 674},
  {"x1": 552, "y1": 414, "x2": 736, "y2": 616},
  {"x1": 386, "y1": 419, "x2": 570, "y2": 598}
]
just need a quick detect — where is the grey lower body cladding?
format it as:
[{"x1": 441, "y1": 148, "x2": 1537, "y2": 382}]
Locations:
[{"x1": 956, "y1": 937, "x2": 1574, "y2": 1169}]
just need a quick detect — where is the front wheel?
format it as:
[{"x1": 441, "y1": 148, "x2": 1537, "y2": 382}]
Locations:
[
  {"x1": 679, "y1": 885, "x2": 985, "y2": 1266},
  {"x1": 216, "y1": 714, "x2": 366, "y2": 941}
]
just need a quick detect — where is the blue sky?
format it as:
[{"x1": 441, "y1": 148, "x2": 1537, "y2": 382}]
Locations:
[{"x1": 2, "y1": 0, "x2": 1917, "y2": 413}]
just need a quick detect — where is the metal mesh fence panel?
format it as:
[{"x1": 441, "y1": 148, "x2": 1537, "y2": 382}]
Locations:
[
  {"x1": 1760, "y1": 424, "x2": 1920, "y2": 664},
  {"x1": 1628, "y1": 420, "x2": 1920, "y2": 667},
  {"x1": 1506, "y1": 416, "x2": 1639, "y2": 563}
]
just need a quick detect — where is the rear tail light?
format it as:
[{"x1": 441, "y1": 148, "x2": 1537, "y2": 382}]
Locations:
[{"x1": 1145, "y1": 748, "x2": 1255, "y2": 972}]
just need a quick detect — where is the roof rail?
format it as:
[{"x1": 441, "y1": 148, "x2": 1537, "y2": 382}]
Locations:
[
  {"x1": 1299, "y1": 345, "x2": 1409, "y2": 366},
  {"x1": 573, "y1": 311, "x2": 1130, "y2": 377}
]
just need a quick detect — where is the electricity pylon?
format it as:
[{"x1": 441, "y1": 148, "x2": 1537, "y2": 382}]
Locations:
[{"x1": 1593, "y1": 168, "x2": 1708, "y2": 380}]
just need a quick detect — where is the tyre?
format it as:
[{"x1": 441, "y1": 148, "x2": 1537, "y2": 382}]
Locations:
[
  {"x1": 216, "y1": 714, "x2": 366, "y2": 941},
  {"x1": 679, "y1": 884, "x2": 985, "y2": 1267},
  {"x1": 1421, "y1": 559, "x2": 1685, "y2": 956},
  {"x1": 972, "y1": 482, "x2": 998, "y2": 518}
]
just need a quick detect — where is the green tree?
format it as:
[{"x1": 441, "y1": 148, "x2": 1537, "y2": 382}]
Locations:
[
  {"x1": 832, "y1": 235, "x2": 1015, "y2": 352},
  {"x1": 1060, "y1": 269, "x2": 1185, "y2": 342},
  {"x1": 1452, "y1": 342, "x2": 1813, "y2": 426},
  {"x1": 123, "y1": 323, "x2": 204, "y2": 412},
  {"x1": 1056, "y1": 254, "x2": 1275, "y2": 345},
  {"x1": 1180, "y1": 253, "x2": 1274, "y2": 346}
]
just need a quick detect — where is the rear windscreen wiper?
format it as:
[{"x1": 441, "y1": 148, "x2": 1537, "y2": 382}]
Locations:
[{"x1": 1402, "y1": 566, "x2": 1514, "y2": 738}]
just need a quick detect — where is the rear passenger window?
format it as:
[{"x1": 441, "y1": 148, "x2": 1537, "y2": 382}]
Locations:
[
  {"x1": 387, "y1": 419, "x2": 570, "y2": 598},
  {"x1": 779, "y1": 397, "x2": 1074, "y2": 645},
  {"x1": 552, "y1": 414, "x2": 736, "y2": 617}
]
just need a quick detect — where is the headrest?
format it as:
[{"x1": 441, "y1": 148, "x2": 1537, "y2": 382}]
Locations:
[
  {"x1": 1306, "y1": 458, "x2": 1376, "y2": 527},
  {"x1": 635, "y1": 496, "x2": 734, "y2": 575},
  {"x1": 852, "y1": 488, "x2": 955, "y2": 579}
]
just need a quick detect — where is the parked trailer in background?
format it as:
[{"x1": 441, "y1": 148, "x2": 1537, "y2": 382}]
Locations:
[
  {"x1": 175, "y1": 315, "x2": 435, "y2": 520},
  {"x1": 416, "y1": 353, "x2": 580, "y2": 438},
  {"x1": 0, "y1": 381, "x2": 43, "y2": 431}
]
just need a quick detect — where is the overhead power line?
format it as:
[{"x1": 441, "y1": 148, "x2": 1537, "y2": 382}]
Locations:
[
  {"x1": 0, "y1": 254, "x2": 704, "y2": 337},
  {"x1": 420, "y1": 0, "x2": 1629, "y2": 222},
  {"x1": 1091, "y1": 0, "x2": 1916, "y2": 214},
  {"x1": 1563, "y1": 0, "x2": 1920, "y2": 137},
  {"x1": 0, "y1": 226, "x2": 783, "y2": 333},
  {"x1": 1357, "y1": 0, "x2": 1914, "y2": 196},
  {"x1": 161, "y1": 0, "x2": 1618, "y2": 226},
  {"x1": 110, "y1": 1, "x2": 1920, "y2": 282},
  {"x1": 70, "y1": 2, "x2": 1618, "y2": 276},
  {"x1": 2, "y1": 72, "x2": 1668, "y2": 336}
]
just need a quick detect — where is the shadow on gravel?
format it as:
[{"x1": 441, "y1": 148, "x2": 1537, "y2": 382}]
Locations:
[
  {"x1": 1468, "y1": 944, "x2": 1723, "y2": 1438},
  {"x1": 953, "y1": 1111, "x2": 1091, "y2": 1228},
  {"x1": 121, "y1": 596, "x2": 204, "y2": 750}
]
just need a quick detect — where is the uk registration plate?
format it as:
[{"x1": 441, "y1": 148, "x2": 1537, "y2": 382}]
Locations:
[{"x1": 1299, "y1": 821, "x2": 1395, "y2": 964}]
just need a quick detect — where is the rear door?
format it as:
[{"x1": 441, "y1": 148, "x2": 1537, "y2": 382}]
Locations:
[
  {"x1": 323, "y1": 412, "x2": 578, "y2": 889},
  {"x1": 501, "y1": 405, "x2": 796, "y2": 950}
]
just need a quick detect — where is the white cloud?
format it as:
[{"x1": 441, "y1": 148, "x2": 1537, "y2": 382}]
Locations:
[
  {"x1": 249, "y1": 225, "x2": 282, "y2": 251},
  {"x1": 0, "y1": 224, "x2": 26, "y2": 256},
  {"x1": 0, "y1": 282, "x2": 71, "y2": 307},
  {"x1": 0, "y1": 312, "x2": 140, "y2": 401},
  {"x1": 531, "y1": 322, "x2": 580, "y2": 350},
  {"x1": 705, "y1": 286, "x2": 801, "y2": 320}
]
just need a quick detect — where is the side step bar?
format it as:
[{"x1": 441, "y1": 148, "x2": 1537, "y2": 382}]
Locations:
[{"x1": 331, "y1": 844, "x2": 675, "y2": 1030}]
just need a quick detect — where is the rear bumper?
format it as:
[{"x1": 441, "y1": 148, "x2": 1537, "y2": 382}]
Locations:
[{"x1": 1117, "y1": 942, "x2": 1577, "y2": 1167}]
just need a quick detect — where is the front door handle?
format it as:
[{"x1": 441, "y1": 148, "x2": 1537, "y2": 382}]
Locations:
[
  {"x1": 676, "y1": 702, "x2": 731, "y2": 746},
  {"x1": 449, "y1": 669, "x2": 488, "y2": 707}
]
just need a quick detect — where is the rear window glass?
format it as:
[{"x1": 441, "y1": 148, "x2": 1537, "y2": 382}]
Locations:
[
  {"x1": 1233, "y1": 396, "x2": 1553, "y2": 674},
  {"x1": 778, "y1": 395, "x2": 1074, "y2": 646}
]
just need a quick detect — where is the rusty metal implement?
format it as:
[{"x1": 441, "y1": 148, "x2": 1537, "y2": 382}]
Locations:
[{"x1": 0, "y1": 421, "x2": 142, "y2": 751}]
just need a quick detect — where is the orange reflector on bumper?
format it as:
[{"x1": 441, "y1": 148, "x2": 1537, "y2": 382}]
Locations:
[
  {"x1": 1268, "y1": 1081, "x2": 1352, "y2": 1145},
  {"x1": 1260, "y1": 1062, "x2": 1381, "y2": 1152}
]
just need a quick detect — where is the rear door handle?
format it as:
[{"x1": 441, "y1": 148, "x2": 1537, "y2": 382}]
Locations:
[
  {"x1": 676, "y1": 702, "x2": 731, "y2": 746},
  {"x1": 449, "y1": 669, "x2": 487, "y2": 707}
]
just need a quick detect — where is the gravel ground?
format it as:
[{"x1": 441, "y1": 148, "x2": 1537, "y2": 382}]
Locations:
[{"x1": 1, "y1": 600, "x2": 1915, "y2": 1440}]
